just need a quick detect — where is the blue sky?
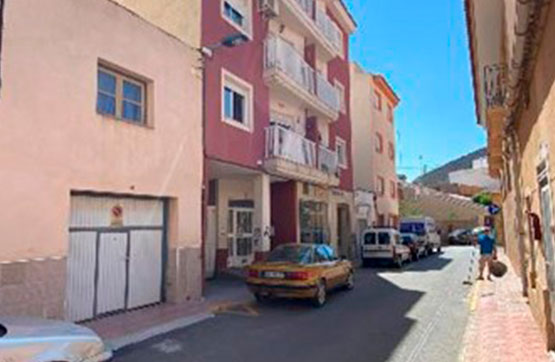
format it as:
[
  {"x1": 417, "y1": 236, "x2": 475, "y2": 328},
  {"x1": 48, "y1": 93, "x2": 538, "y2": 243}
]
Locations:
[{"x1": 343, "y1": 0, "x2": 486, "y2": 180}]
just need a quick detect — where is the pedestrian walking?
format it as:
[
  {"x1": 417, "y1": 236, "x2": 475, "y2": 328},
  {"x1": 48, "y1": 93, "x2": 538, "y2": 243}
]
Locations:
[{"x1": 476, "y1": 227, "x2": 496, "y2": 281}]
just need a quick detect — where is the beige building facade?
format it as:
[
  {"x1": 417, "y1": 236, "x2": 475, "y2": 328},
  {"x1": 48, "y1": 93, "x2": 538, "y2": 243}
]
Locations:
[
  {"x1": 466, "y1": 0, "x2": 555, "y2": 349},
  {"x1": 0, "y1": 0, "x2": 203, "y2": 320},
  {"x1": 350, "y1": 63, "x2": 400, "y2": 235}
]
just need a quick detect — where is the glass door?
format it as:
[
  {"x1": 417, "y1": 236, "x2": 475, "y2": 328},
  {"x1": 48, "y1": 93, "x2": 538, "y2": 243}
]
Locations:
[{"x1": 228, "y1": 207, "x2": 254, "y2": 267}]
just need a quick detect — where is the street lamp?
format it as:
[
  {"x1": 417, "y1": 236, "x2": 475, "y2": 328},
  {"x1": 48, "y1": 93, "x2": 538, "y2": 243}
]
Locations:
[{"x1": 199, "y1": 33, "x2": 249, "y2": 58}]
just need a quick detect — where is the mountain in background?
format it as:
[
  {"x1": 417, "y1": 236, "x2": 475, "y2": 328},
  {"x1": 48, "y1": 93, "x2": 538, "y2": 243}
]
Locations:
[{"x1": 413, "y1": 148, "x2": 487, "y2": 188}]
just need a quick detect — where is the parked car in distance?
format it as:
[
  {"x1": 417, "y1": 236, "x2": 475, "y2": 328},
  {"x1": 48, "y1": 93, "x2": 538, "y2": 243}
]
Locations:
[
  {"x1": 401, "y1": 232, "x2": 426, "y2": 260},
  {"x1": 0, "y1": 317, "x2": 112, "y2": 362},
  {"x1": 246, "y1": 243, "x2": 354, "y2": 307},
  {"x1": 361, "y1": 228, "x2": 411, "y2": 268},
  {"x1": 448, "y1": 228, "x2": 472, "y2": 245},
  {"x1": 400, "y1": 217, "x2": 442, "y2": 255}
]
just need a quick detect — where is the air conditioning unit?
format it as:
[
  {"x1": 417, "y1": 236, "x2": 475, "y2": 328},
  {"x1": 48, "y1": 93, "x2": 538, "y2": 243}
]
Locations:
[{"x1": 258, "y1": 0, "x2": 279, "y2": 17}]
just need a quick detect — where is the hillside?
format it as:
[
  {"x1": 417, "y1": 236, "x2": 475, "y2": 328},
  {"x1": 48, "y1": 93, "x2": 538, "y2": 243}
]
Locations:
[{"x1": 413, "y1": 147, "x2": 487, "y2": 188}]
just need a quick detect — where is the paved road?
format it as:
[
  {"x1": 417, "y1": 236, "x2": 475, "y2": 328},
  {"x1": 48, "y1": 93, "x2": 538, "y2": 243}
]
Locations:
[{"x1": 113, "y1": 246, "x2": 476, "y2": 362}]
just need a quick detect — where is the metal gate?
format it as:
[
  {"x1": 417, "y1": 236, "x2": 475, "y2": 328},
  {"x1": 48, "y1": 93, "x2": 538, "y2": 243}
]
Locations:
[{"x1": 66, "y1": 195, "x2": 166, "y2": 322}]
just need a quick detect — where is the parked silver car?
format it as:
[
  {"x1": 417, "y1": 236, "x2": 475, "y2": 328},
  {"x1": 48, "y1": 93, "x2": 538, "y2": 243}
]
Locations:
[{"x1": 0, "y1": 317, "x2": 111, "y2": 362}]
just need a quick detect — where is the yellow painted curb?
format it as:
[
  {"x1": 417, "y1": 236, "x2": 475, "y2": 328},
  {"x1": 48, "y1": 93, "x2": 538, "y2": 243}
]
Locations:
[{"x1": 469, "y1": 280, "x2": 482, "y2": 312}]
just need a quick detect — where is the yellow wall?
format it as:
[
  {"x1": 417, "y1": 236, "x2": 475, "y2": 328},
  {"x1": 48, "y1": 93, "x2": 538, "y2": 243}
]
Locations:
[{"x1": 112, "y1": 0, "x2": 201, "y2": 47}]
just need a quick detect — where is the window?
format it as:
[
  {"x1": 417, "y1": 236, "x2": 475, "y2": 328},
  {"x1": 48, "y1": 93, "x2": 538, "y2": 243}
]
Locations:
[
  {"x1": 224, "y1": 1, "x2": 244, "y2": 27},
  {"x1": 374, "y1": 91, "x2": 382, "y2": 110},
  {"x1": 97, "y1": 66, "x2": 147, "y2": 125},
  {"x1": 221, "y1": 0, "x2": 251, "y2": 37},
  {"x1": 336, "y1": 137, "x2": 348, "y2": 169},
  {"x1": 378, "y1": 232, "x2": 390, "y2": 245},
  {"x1": 387, "y1": 104, "x2": 394, "y2": 122},
  {"x1": 375, "y1": 133, "x2": 383, "y2": 153},
  {"x1": 335, "y1": 80, "x2": 346, "y2": 113},
  {"x1": 390, "y1": 180, "x2": 397, "y2": 199},
  {"x1": 300, "y1": 201, "x2": 329, "y2": 244},
  {"x1": 388, "y1": 142, "x2": 395, "y2": 160},
  {"x1": 222, "y1": 69, "x2": 253, "y2": 132},
  {"x1": 364, "y1": 232, "x2": 376, "y2": 245},
  {"x1": 377, "y1": 176, "x2": 385, "y2": 196}
]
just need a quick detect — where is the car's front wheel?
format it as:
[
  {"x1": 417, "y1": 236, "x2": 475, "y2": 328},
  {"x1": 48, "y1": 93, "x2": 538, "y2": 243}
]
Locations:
[{"x1": 313, "y1": 280, "x2": 327, "y2": 307}]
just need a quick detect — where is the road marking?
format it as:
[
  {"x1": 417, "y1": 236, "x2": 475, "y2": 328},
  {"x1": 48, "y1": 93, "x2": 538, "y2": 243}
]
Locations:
[
  {"x1": 469, "y1": 280, "x2": 482, "y2": 312},
  {"x1": 210, "y1": 301, "x2": 259, "y2": 317},
  {"x1": 151, "y1": 338, "x2": 183, "y2": 354}
]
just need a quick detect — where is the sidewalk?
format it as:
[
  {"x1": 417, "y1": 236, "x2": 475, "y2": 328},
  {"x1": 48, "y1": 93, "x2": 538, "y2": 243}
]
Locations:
[
  {"x1": 84, "y1": 274, "x2": 252, "y2": 351},
  {"x1": 461, "y1": 250, "x2": 550, "y2": 362}
]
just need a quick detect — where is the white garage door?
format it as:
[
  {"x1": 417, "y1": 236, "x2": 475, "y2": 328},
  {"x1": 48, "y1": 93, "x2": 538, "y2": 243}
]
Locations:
[{"x1": 66, "y1": 195, "x2": 166, "y2": 322}]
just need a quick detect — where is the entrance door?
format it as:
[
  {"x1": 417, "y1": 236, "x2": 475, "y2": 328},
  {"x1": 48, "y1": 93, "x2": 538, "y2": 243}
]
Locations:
[
  {"x1": 96, "y1": 232, "x2": 128, "y2": 315},
  {"x1": 205, "y1": 206, "x2": 217, "y2": 279},
  {"x1": 337, "y1": 205, "x2": 351, "y2": 258},
  {"x1": 228, "y1": 208, "x2": 254, "y2": 267}
]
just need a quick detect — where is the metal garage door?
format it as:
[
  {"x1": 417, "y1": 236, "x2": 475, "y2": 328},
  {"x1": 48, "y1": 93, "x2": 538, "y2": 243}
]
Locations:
[{"x1": 66, "y1": 195, "x2": 166, "y2": 322}]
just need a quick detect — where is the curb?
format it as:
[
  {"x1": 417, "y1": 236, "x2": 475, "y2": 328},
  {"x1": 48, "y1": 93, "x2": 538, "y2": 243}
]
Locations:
[{"x1": 106, "y1": 312, "x2": 215, "y2": 351}]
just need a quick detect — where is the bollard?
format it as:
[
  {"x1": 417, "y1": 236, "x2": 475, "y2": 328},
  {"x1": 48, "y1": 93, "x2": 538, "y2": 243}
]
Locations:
[{"x1": 463, "y1": 248, "x2": 477, "y2": 285}]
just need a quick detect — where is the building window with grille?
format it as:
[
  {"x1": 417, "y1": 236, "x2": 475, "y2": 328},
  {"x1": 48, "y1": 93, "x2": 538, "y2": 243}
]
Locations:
[
  {"x1": 388, "y1": 142, "x2": 395, "y2": 161},
  {"x1": 300, "y1": 201, "x2": 329, "y2": 244},
  {"x1": 222, "y1": 69, "x2": 253, "y2": 132},
  {"x1": 336, "y1": 137, "x2": 348, "y2": 169},
  {"x1": 390, "y1": 180, "x2": 397, "y2": 199},
  {"x1": 335, "y1": 80, "x2": 346, "y2": 113},
  {"x1": 377, "y1": 176, "x2": 385, "y2": 196},
  {"x1": 387, "y1": 104, "x2": 393, "y2": 122},
  {"x1": 222, "y1": 0, "x2": 252, "y2": 38},
  {"x1": 376, "y1": 133, "x2": 384, "y2": 153},
  {"x1": 97, "y1": 65, "x2": 148, "y2": 125},
  {"x1": 374, "y1": 91, "x2": 382, "y2": 110}
]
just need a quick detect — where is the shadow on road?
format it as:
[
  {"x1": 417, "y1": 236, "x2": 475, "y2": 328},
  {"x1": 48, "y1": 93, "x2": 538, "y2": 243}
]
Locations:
[
  {"x1": 115, "y1": 269, "x2": 425, "y2": 362},
  {"x1": 363, "y1": 252, "x2": 452, "y2": 273}
]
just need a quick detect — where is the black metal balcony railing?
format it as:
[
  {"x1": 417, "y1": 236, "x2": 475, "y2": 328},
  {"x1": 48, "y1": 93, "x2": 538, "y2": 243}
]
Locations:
[{"x1": 484, "y1": 64, "x2": 507, "y2": 109}]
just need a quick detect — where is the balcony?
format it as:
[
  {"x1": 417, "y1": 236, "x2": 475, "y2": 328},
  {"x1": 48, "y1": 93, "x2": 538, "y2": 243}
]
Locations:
[
  {"x1": 264, "y1": 35, "x2": 340, "y2": 121},
  {"x1": 264, "y1": 125, "x2": 340, "y2": 186},
  {"x1": 277, "y1": 0, "x2": 344, "y2": 62}
]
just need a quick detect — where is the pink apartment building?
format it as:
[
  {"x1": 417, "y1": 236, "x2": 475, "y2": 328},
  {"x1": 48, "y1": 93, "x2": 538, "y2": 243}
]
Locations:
[
  {"x1": 350, "y1": 63, "x2": 400, "y2": 235},
  {"x1": 0, "y1": 0, "x2": 203, "y2": 321},
  {"x1": 202, "y1": 0, "x2": 357, "y2": 275}
]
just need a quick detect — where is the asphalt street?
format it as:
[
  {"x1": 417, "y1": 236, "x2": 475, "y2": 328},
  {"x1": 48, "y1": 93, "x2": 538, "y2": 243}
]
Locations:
[{"x1": 113, "y1": 246, "x2": 475, "y2": 362}]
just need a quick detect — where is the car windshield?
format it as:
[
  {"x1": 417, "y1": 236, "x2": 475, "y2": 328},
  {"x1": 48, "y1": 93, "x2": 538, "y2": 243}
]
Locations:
[
  {"x1": 364, "y1": 232, "x2": 377, "y2": 245},
  {"x1": 378, "y1": 233, "x2": 391, "y2": 245},
  {"x1": 402, "y1": 236, "x2": 413, "y2": 244},
  {"x1": 0, "y1": 324, "x2": 6, "y2": 338},
  {"x1": 400, "y1": 223, "x2": 426, "y2": 236},
  {"x1": 267, "y1": 245, "x2": 313, "y2": 264}
]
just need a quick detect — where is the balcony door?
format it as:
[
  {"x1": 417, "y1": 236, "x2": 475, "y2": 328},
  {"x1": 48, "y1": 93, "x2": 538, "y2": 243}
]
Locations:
[{"x1": 228, "y1": 205, "x2": 255, "y2": 267}]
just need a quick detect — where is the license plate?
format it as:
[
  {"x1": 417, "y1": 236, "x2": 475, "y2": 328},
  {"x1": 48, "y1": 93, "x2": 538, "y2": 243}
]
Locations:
[{"x1": 264, "y1": 271, "x2": 285, "y2": 279}]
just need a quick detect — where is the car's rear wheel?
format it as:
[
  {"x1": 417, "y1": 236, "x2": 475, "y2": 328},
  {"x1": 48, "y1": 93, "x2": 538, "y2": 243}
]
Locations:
[
  {"x1": 345, "y1": 272, "x2": 354, "y2": 290},
  {"x1": 254, "y1": 293, "x2": 269, "y2": 303},
  {"x1": 313, "y1": 280, "x2": 327, "y2": 307}
]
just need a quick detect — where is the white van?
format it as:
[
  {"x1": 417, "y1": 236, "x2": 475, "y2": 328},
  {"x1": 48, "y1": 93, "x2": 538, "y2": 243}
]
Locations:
[
  {"x1": 361, "y1": 228, "x2": 411, "y2": 267},
  {"x1": 400, "y1": 217, "x2": 442, "y2": 255}
]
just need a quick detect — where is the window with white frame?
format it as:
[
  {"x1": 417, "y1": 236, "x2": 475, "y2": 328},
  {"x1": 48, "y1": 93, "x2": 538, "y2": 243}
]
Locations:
[
  {"x1": 222, "y1": 69, "x2": 253, "y2": 132},
  {"x1": 222, "y1": 0, "x2": 252, "y2": 38},
  {"x1": 336, "y1": 137, "x2": 348, "y2": 169},
  {"x1": 377, "y1": 176, "x2": 385, "y2": 196},
  {"x1": 97, "y1": 65, "x2": 147, "y2": 125},
  {"x1": 334, "y1": 80, "x2": 346, "y2": 113}
]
